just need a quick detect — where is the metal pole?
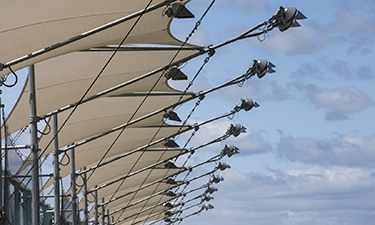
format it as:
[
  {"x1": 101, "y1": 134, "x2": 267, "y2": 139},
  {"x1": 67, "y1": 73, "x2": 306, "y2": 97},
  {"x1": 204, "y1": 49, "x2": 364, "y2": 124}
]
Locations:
[
  {"x1": 83, "y1": 167, "x2": 88, "y2": 225},
  {"x1": 15, "y1": 184, "x2": 21, "y2": 225},
  {"x1": 3, "y1": 101, "x2": 9, "y2": 225},
  {"x1": 29, "y1": 64, "x2": 40, "y2": 225},
  {"x1": 101, "y1": 198, "x2": 105, "y2": 225},
  {"x1": 52, "y1": 114, "x2": 61, "y2": 225},
  {"x1": 0, "y1": 96, "x2": 3, "y2": 212},
  {"x1": 70, "y1": 147, "x2": 77, "y2": 225},
  {"x1": 94, "y1": 186, "x2": 98, "y2": 225},
  {"x1": 106, "y1": 210, "x2": 109, "y2": 225},
  {"x1": 24, "y1": 190, "x2": 32, "y2": 225}
]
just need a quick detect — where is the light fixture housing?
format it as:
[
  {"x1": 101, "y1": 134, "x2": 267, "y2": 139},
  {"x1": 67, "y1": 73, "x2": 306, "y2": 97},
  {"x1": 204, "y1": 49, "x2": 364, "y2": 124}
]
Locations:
[
  {"x1": 235, "y1": 98, "x2": 260, "y2": 111},
  {"x1": 164, "y1": 161, "x2": 178, "y2": 169},
  {"x1": 164, "y1": 202, "x2": 180, "y2": 208},
  {"x1": 201, "y1": 194, "x2": 214, "y2": 202},
  {"x1": 164, "y1": 139, "x2": 180, "y2": 148},
  {"x1": 210, "y1": 174, "x2": 224, "y2": 184},
  {"x1": 205, "y1": 186, "x2": 218, "y2": 194},
  {"x1": 273, "y1": 6, "x2": 307, "y2": 32},
  {"x1": 202, "y1": 203, "x2": 214, "y2": 211},
  {"x1": 165, "y1": 210, "x2": 180, "y2": 217},
  {"x1": 165, "y1": 67, "x2": 188, "y2": 80},
  {"x1": 221, "y1": 145, "x2": 240, "y2": 157},
  {"x1": 165, "y1": 3, "x2": 195, "y2": 19},
  {"x1": 165, "y1": 178, "x2": 178, "y2": 185},
  {"x1": 215, "y1": 162, "x2": 231, "y2": 171},
  {"x1": 165, "y1": 191, "x2": 177, "y2": 197},
  {"x1": 250, "y1": 60, "x2": 276, "y2": 79},
  {"x1": 227, "y1": 124, "x2": 247, "y2": 137},
  {"x1": 164, "y1": 110, "x2": 182, "y2": 122}
]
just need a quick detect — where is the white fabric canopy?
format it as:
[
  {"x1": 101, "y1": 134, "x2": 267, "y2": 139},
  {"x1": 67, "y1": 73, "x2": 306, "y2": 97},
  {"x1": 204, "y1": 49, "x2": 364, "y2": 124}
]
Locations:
[
  {"x1": 0, "y1": 1, "x2": 215, "y2": 224},
  {"x1": 82, "y1": 163, "x2": 184, "y2": 193},
  {"x1": 87, "y1": 190, "x2": 176, "y2": 220},
  {"x1": 105, "y1": 201, "x2": 169, "y2": 224},
  {"x1": 82, "y1": 179, "x2": 183, "y2": 213},
  {"x1": 40, "y1": 129, "x2": 189, "y2": 190},
  {"x1": 4, "y1": 50, "x2": 198, "y2": 138},
  {"x1": 38, "y1": 95, "x2": 193, "y2": 156},
  {"x1": 0, "y1": 0, "x2": 193, "y2": 77}
]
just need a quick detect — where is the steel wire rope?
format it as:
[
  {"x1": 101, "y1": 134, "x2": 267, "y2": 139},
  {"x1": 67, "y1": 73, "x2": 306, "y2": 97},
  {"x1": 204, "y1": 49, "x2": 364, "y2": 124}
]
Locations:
[
  {"x1": 137, "y1": 91, "x2": 248, "y2": 224},
  {"x1": 111, "y1": 5, "x2": 217, "y2": 221},
  {"x1": 170, "y1": 167, "x2": 216, "y2": 224},
  {"x1": 85, "y1": 2, "x2": 216, "y2": 223},
  {"x1": 126, "y1": 97, "x2": 204, "y2": 225},
  {"x1": 146, "y1": 127, "x2": 236, "y2": 225},
  {"x1": 113, "y1": 18, "x2": 214, "y2": 225},
  {"x1": 140, "y1": 147, "x2": 204, "y2": 225},
  {"x1": 134, "y1": 152, "x2": 222, "y2": 225},
  {"x1": 0, "y1": 66, "x2": 18, "y2": 88},
  {"x1": 0, "y1": 0, "x2": 156, "y2": 218},
  {"x1": 168, "y1": 130, "x2": 243, "y2": 224},
  {"x1": 55, "y1": 0, "x2": 206, "y2": 222},
  {"x1": 112, "y1": 96, "x2": 202, "y2": 224},
  {"x1": 108, "y1": 51, "x2": 211, "y2": 224}
]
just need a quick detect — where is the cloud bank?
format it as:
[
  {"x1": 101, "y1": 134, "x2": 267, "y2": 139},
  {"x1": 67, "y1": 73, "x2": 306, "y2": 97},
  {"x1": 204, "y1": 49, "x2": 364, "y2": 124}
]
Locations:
[{"x1": 277, "y1": 134, "x2": 375, "y2": 168}]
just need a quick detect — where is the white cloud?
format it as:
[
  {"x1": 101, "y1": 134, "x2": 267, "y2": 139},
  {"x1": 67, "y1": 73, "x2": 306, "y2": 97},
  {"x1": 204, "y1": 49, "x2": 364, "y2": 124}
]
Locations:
[
  {"x1": 325, "y1": 110, "x2": 349, "y2": 121},
  {"x1": 332, "y1": 8, "x2": 375, "y2": 34},
  {"x1": 214, "y1": 0, "x2": 271, "y2": 13},
  {"x1": 219, "y1": 79, "x2": 291, "y2": 104},
  {"x1": 277, "y1": 134, "x2": 375, "y2": 168},
  {"x1": 185, "y1": 120, "x2": 272, "y2": 156},
  {"x1": 263, "y1": 25, "x2": 322, "y2": 55},
  {"x1": 184, "y1": 166, "x2": 375, "y2": 225},
  {"x1": 306, "y1": 86, "x2": 373, "y2": 113}
]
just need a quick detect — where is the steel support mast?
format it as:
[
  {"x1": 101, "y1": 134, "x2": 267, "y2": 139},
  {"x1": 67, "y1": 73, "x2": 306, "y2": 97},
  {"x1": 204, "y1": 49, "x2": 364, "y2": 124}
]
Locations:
[{"x1": 29, "y1": 65, "x2": 40, "y2": 225}]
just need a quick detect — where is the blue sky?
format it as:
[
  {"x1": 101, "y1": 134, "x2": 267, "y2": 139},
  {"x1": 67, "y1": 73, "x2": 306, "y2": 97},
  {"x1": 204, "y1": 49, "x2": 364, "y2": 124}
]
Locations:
[
  {"x1": 1, "y1": 0, "x2": 374, "y2": 224},
  {"x1": 166, "y1": 0, "x2": 375, "y2": 224}
]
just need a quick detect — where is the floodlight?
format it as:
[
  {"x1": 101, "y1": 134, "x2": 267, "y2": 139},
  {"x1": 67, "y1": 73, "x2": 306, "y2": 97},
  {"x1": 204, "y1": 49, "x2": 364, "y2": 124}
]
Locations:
[
  {"x1": 165, "y1": 210, "x2": 181, "y2": 217},
  {"x1": 202, "y1": 203, "x2": 214, "y2": 211},
  {"x1": 235, "y1": 98, "x2": 260, "y2": 111},
  {"x1": 165, "y1": 191, "x2": 177, "y2": 197},
  {"x1": 164, "y1": 218, "x2": 177, "y2": 223},
  {"x1": 164, "y1": 139, "x2": 180, "y2": 148},
  {"x1": 210, "y1": 174, "x2": 224, "y2": 184},
  {"x1": 221, "y1": 145, "x2": 240, "y2": 158},
  {"x1": 165, "y1": 67, "x2": 188, "y2": 80},
  {"x1": 164, "y1": 162, "x2": 178, "y2": 169},
  {"x1": 165, "y1": 3, "x2": 195, "y2": 19},
  {"x1": 164, "y1": 202, "x2": 180, "y2": 208},
  {"x1": 201, "y1": 194, "x2": 214, "y2": 202},
  {"x1": 215, "y1": 162, "x2": 231, "y2": 171},
  {"x1": 249, "y1": 60, "x2": 276, "y2": 79},
  {"x1": 227, "y1": 124, "x2": 247, "y2": 137},
  {"x1": 271, "y1": 6, "x2": 307, "y2": 32},
  {"x1": 165, "y1": 178, "x2": 178, "y2": 185},
  {"x1": 205, "y1": 186, "x2": 218, "y2": 194},
  {"x1": 164, "y1": 111, "x2": 182, "y2": 122}
]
